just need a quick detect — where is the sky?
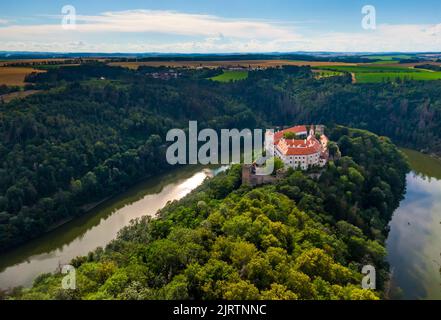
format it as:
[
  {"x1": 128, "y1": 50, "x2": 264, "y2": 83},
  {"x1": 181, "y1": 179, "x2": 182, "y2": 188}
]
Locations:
[{"x1": 0, "y1": 0, "x2": 441, "y2": 53}]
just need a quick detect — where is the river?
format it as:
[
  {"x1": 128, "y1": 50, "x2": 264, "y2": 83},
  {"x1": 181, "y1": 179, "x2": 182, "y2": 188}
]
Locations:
[
  {"x1": 0, "y1": 165, "x2": 227, "y2": 290},
  {"x1": 386, "y1": 149, "x2": 441, "y2": 300},
  {"x1": 0, "y1": 150, "x2": 440, "y2": 300}
]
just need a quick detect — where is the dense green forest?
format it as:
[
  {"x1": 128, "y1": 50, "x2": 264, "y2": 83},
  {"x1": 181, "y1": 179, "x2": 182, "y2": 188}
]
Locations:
[
  {"x1": 0, "y1": 64, "x2": 258, "y2": 251},
  {"x1": 0, "y1": 63, "x2": 439, "y2": 252},
  {"x1": 7, "y1": 127, "x2": 409, "y2": 299},
  {"x1": 230, "y1": 66, "x2": 441, "y2": 155}
]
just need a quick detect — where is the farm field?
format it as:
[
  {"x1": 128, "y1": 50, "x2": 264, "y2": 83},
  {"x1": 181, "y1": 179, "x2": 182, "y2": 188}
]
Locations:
[
  {"x1": 209, "y1": 70, "x2": 248, "y2": 82},
  {"x1": 362, "y1": 54, "x2": 414, "y2": 61},
  {"x1": 317, "y1": 65, "x2": 424, "y2": 73},
  {"x1": 356, "y1": 71, "x2": 441, "y2": 83},
  {"x1": 109, "y1": 60, "x2": 356, "y2": 70},
  {"x1": 369, "y1": 60, "x2": 400, "y2": 64},
  {"x1": 316, "y1": 64, "x2": 441, "y2": 83},
  {"x1": 0, "y1": 67, "x2": 44, "y2": 86},
  {"x1": 0, "y1": 59, "x2": 68, "y2": 67}
]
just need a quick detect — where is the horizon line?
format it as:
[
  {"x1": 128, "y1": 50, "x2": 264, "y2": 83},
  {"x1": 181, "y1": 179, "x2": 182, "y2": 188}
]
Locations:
[{"x1": 1, "y1": 50, "x2": 440, "y2": 56}]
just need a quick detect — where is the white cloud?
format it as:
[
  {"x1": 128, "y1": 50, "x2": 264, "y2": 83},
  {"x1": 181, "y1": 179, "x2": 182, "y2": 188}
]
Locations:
[
  {"x1": 0, "y1": 10, "x2": 300, "y2": 40},
  {"x1": 306, "y1": 23, "x2": 441, "y2": 52},
  {"x1": 0, "y1": 10, "x2": 440, "y2": 52},
  {"x1": 0, "y1": 19, "x2": 9, "y2": 25}
]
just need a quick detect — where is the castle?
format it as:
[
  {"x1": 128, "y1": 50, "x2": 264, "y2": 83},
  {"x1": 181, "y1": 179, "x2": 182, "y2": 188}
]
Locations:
[{"x1": 265, "y1": 125, "x2": 329, "y2": 170}]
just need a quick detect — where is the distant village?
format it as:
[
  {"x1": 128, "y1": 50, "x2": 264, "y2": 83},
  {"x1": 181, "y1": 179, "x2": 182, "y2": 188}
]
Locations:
[
  {"x1": 147, "y1": 70, "x2": 181, "y2": 80},
  {"x1": 195, "y1": 65, "x2": 264, "y2": 71},
  {"x1": 145, "y1": 65, "x2": 262, "y2": 80}
]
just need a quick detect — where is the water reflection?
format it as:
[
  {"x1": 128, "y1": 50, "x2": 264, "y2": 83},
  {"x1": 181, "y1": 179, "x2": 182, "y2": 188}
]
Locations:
[
  {"x1": 386, "y1": 150, "x2": 441, "y2": 299},
  {"x1": 0, "y1": 166, "x2": 227, "y2": 290}
]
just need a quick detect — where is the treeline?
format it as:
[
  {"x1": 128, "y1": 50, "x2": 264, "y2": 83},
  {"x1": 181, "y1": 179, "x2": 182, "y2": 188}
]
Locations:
[
  {"x1": 3, "y1": 59, "x2": 84, "y2": 68},
  {"x1": 415, "y1": 64, "x2": 441, "y2": 71},
  {"x1": 226, "y1": 66, "x2": 441, "y2": 155},
  {"x1": 0, "y1": 65, "x2": 260, "y2": 251},
  {"x1": 0, "y1": 63, "x2": 437, "y2": 252},
  {"x1": 113, "y1": 54, "x2": 374, "y2": 63},
  {"x1": 24, "y1": 62, "x2": 133, "y2": 85},
  {"x1": 8, "y1": 128, "x2": 408, "y2": 299}
]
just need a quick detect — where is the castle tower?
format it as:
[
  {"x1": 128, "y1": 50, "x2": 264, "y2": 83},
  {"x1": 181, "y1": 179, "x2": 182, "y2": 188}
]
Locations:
[{"x1": 309, "y1": 125, "x2": 315, "y2": 137}]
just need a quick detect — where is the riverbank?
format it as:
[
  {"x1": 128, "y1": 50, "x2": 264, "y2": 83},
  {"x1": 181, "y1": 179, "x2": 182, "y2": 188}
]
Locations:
[
  {"x1": 0, "y1": 166, "x2": 224, "y2": 290},
  {"x1": 386, "y1": 149, "x2": 441, "y2": 299},
  {"x1": 399, "y1": 148, "x2": 441, "y2": 180},
  {"x1": 2, "y1": 147, "x2": 440, "y2": 299},
  {"x1": 6, "y1": 128, "x2": 407, "y2": 300}
]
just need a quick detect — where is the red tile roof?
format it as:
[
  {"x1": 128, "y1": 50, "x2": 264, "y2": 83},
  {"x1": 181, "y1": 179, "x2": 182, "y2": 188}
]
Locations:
[
  {"x1": 272, "y1": 126, "x2": 308, "y2": 145},
  {"x1": 277, "y1": 136, "x2": 322, "y2": 156}
]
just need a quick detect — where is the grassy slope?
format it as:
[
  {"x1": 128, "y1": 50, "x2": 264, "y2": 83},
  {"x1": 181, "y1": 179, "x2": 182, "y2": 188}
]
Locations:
[
  {"x1": 210, "y1": 70, "x2": 249, "y2": 82},
  {"x1": 356, "y1": 72, "x2": 441, "y2": 83},
  {"x1": 313, "y1": 70, "x2": 344, "y2": 79}
]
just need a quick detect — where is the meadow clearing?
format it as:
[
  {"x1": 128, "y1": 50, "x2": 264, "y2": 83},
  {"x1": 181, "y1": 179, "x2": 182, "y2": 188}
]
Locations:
[
  {"x1": 109, "y1": 60, "x2": 356, "y2": 70},
  {"x1": 209, "y1": 70, "x2": 249, "y2": 82},
  {"x1": 312, "y1": 69, "x2": 344, "y2": 78}
]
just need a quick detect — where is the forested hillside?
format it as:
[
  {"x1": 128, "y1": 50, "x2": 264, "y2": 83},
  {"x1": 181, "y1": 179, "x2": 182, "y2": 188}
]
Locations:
[
  {"x1": 0, "y1": 64, "x2": 259, "y2": 251},
  {"x1": 231, "y1": 66, "x2": 441, "y2": 155},
  {"x1": 0, "y1": 63, "x2": 436, "y2": 251},
  {"x1": 8, "y1": 128, "x2": 409, "y2": 299}
]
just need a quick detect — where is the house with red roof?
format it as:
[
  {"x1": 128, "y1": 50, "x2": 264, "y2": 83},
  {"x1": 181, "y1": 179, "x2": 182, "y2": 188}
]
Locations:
[{"x1": 265, "y1": 125, "x2": 328, "y2": 170}]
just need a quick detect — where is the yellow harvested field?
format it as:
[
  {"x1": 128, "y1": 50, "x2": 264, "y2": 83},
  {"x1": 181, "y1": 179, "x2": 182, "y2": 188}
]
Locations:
[
  {"x1": 0, "y1": 67, "x2": 45, "y2": 86},
  {"x1": 109, "y1": 60, "x2": 357, "y2": 70}
]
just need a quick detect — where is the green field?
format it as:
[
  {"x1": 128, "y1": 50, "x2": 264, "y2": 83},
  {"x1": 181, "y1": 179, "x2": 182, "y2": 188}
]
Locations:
[
  {"x1": 315, "y1": 64, "x2": 441, "y2": 83},
  {"x1": 362, "y1": 54, "x2": 414, "y2": 61},
  {"x1": 209, "y1": 70, "x2": 248, "y2": 82},
  {"x1": 369, "y1": 60, "x2": 400, "y2": 65},
  {"x1": 356, "y1": 71, "x2": 441, "y2": 83},
  {"x1": 317, "y1": 65, "x2": 423, "y2": 73}
]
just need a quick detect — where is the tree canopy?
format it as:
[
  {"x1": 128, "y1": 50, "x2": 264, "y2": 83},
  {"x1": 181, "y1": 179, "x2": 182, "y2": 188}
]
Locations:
[{"x1": 8, "y1": 128, "x2": 408, "y2": 300}]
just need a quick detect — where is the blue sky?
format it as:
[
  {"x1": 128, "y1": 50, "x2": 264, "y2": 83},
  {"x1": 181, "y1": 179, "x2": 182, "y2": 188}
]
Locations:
[{"x1": 1, "y1": 0, "x2": 441, "y2": 52}]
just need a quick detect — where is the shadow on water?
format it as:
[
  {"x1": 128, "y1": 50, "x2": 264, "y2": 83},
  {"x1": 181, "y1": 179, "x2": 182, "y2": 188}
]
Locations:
[
  {"x1": 386, "y1": 149, "x2": 441, "y2": 299},
  {"x1": 0, "y1": 165, "x2": 225, "y2": 289},
  {"x1": 400, "y1": 148, "x2": 441, "y2": 181}
]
